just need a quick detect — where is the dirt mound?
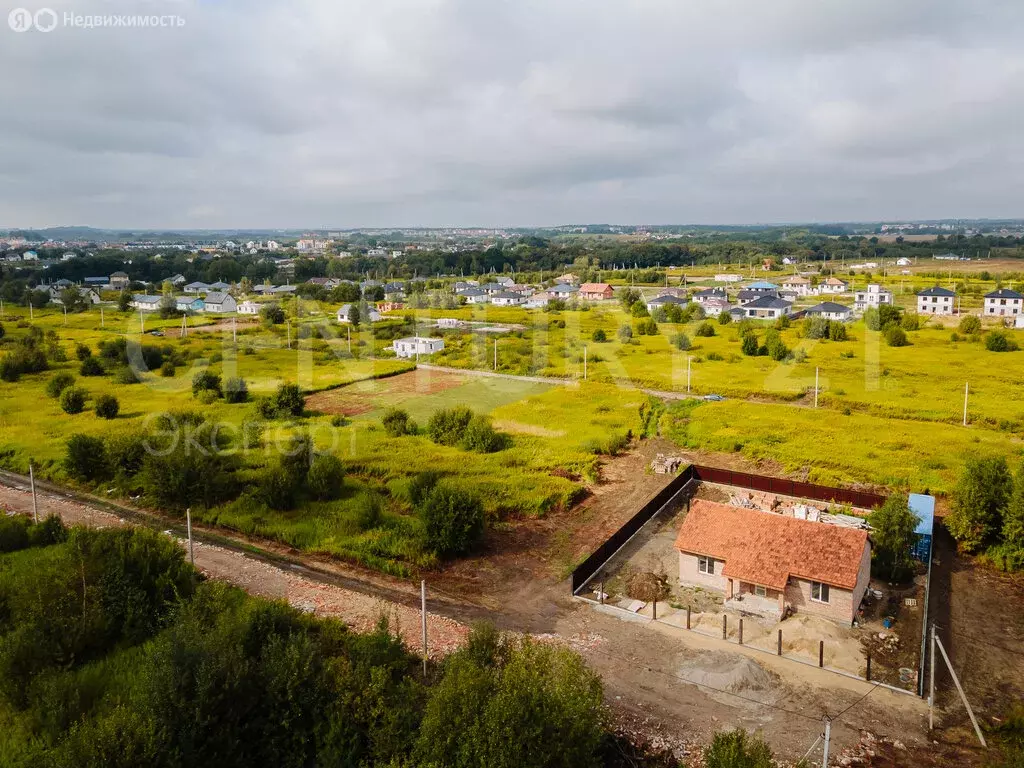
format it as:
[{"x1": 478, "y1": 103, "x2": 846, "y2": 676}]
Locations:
[{"x1": 679, "y1": 651, "x2": 779, "y2": 694}]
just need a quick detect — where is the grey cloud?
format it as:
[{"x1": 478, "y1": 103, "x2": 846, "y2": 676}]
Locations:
[{"x1": 0, "y1": 0, "x2": 1023, "y2": 227}]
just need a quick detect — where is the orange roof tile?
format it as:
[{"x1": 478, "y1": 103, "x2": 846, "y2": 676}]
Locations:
[
  {"x1": 579, "y1": 283, "x2": 613, "y2": 293},
  {"x1": 673, "y1": 500, "x2": 869, "y2": 591}
]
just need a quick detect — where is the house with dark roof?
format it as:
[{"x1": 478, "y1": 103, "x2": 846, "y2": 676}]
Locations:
[
  {"x1": 917, "y1": 286, "x2": 956, "y2": 316},
  {"x1": 184, "y1": 281, "x2": 210, "y2": 294},
  {"x1": 109, "y1": 271, "x2": 130, "y2": 290},
  {"x1": 984, "y1": 288, "x2": 1023, "y2": 317},
  {"x1": 804, "y1": 302, "x2": 853, "y2": 322},
  {"x1": 646, "y1": 294, "x2": 688, "y2": 312},
  {"x1": 742, "y1": 295, "x2": 793, "y2": 320},
  {"x1": 692, "y1": 287, "x2": 729, "y2": 306},
  {"x1": 674, "y1": 500, "x2": 871, "y2": 624},
  {"x1": 130, "y1": 294, "x2": 163, "y2": 312},
  {"x1": 490, "y1": 290, "x2": 525, "y2": 307},
  {"x1": 202, "y1": 292, "x2": 237, "y2": 313},
  {"x1": 456, "y1": 287, "x2": 488, "y2": 304}
]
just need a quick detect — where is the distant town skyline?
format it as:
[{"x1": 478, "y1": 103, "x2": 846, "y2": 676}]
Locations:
[{"x1": 3, "y1": 0, "x2": 1023, "y2": 229}]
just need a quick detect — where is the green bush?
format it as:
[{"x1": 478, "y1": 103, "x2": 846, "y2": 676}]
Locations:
[
  {"x1": 884, "y1": 325, "x2": 909, "y2": 347},
  {"x1": 959, "y1": 315, "x2": 981, "y2": 334},
  {"x1": 382, "y1": 408, "x2": 415, "y2": 437},
  {"x1": 901, "y1": 312, "x2": 921, "y2": 331},
  {"x1": 428, "y1": 406, "x2": 474, "y2": 447},
  {"x1": 275, "y1": 382, "x2": 304, "y2": 416},
  {"x1": 617, "y1": 324, "x2": 633, "y2": 342},
  {"x1": 741, "y1": 333, "x2": 759, "y2": 356},
  {"x1": 160, "y1": 361, "x2": 176, "y2": 377},
  {"x1": 259, "y1": 465, "x2": 297, "y2": 510},
  {"x1": 695, "y1": 321, "x2": 716, "y2": 338},
  {"x1": 461, "y1": 414, "x2": 506, "y2": 453},
  {"x1": 115, "y1": 366, "x2": 142, "y2": 385},
  {"x1": 224, "y1": 377, "x2": 249, "y2": 404},
  {"x1": 420, "y1": 481, "x2": 485, "y2": 558},
  {"x1": 718, "y1": 310, "x2": 732, "y2": 325},
  {"x1": 591, "y1": 328, "x2": 607, "y2": 343},
  {"x1": 672, "y1": 333, "x2": 691, "y2": 351},
  {"x1": 986, "y1": 330, "x2": 1019, "y2": 352},
  {"x1": 46, "y1": 372, "x2": 76, "y2": 399},
  {"x1": 192, "y1": 370, "x2": 222, "y2": 397},
  {"x1": 105, "y1": 431, "x2": 147, "y2": 477},
  {"x1": 947, "y1": 456, "x2": 1012, "y2": 552},
  {"x1": 307, "y1": 454, "x2": 344, "y2": 500},
  {"x1": 408, "y1": 470, "x2": 441, "y2": 507},
  {"x1": 828, "y1": 322, "x2": 848, "y2": 342},
  {"x1": 352, "y1": 491, "x2": 383, "y2": 531},
  {"x1": 94, "y1": 394, "x2": 120, "y2": 420},
  {"x1": 704, "y1": 729, "x2": 775, "y2": 768},
  {"x1": 64, "y1": 434, "x2": 110, "y2": 482},
  {"x1": 59, "y1": 387, "x2": 87, "y2": 415},
  {"x1": 139, "y1": 431, "x2": 238, "y2": 511},
  {"x1": 635, "y1": 318, "x2": 659, "y2": 336},
  {"x1": 74, "y1": 343, "x2": 92, "y2": 361}
]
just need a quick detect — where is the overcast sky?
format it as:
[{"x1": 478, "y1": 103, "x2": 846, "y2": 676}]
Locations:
[{"x1": 2, "y1": 0, "x2": 1023, "y2": 229}]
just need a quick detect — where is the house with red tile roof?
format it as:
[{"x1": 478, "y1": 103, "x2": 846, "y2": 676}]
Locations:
[
  {"x1": 579, "y1": 283, "x2": 614, "y2": 301},
  {"x1": 674, "y1": 500, "x2": 871, "y2": 624}
]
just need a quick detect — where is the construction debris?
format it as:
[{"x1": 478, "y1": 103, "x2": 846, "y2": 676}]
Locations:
[{"x1": 651, "y1": 454, "x2": 684, "y2": 474}]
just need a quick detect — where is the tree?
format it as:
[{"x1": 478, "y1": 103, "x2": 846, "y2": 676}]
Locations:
[
  {"x1": 46, "y1": 372, "x2": 76, "y2": 399},
  {"x1": 617, "y1": 324, "x2": 633, "y2": 342},
  {"x1": 591, "y1": 329, "x2": 607, "y2": 343},
  {"x1": 382, "y1": 408, "x2": 414, "y2": 437},
  {"x1": 420, "y1": 481, "x2": 485, "y2": 557},
  {"x1": 428, "y1": 406, "x2": 474, "y2": 447},
  {"x1": 959, "y1": 315, "x2": 981, "y2": 335},
  {"x1": 695, "y1": 322, "x2": 716, "y2": 338},
  {"x1": 192, "y1": 370, "x2": 222, "y2": 397},
  {"x1": 274, "y1": 382, "x2": 304, "y2": 416},
  {"x1": 461, "y1": 414, "x2": 505, "y2": 453},
  {"x1": 59, "y1": 387, "x2": 87, "y2": 414},
  {"x1": 828, "y1": 322, "x2": 848, "y2": 342},
  {"x1": 75, "y1": 343, "x2": 92, "y2": 361},
  {"x1": 95, "y1": 394, "x2": 120, "y2": 420},
  {"x1": 986, "y1": 330, "x2": 1019, "y2": 352},
  {"x1": 884, "y1": 325, "x2": 909, "y2": 347},
  {"x1": 869, "y1": 494, "x2": 919, "y2": 581},
  {"x1": 635, "y1": 318, "x2": 658, "y2": 336},
  {"x1": 619, "y1": 287, "x2": 640, "y2": 309},
  {"x1": 948, "y1": 456, "x2": 1013, "y2": 552},
  {"x1": 223, "y1": 377, "x2": 249, "y2": 404},
  {"x1": 117, "y1": 290, "x2": 132, "y2": 312},
  {"x1": 703, "y1": 729, "x2": 775, "y2": 768},
  {"x1": 718, "y1": 310, "x2": 732, "y2": 325},
  {"x1": 80, "y1": 356, "x2": 104, "y2": 376},
  {"x1": 741, "y1": 332, "x2": 759, "y2": 356},
  {"x1": 260, "y1": 303, "x2": 285, "y2": 325},
  {"x1": 673, "y1": 333, "x2": 691, "y2": 351},
  {"x1": 348, "y1": 303, "x2": 361, "y2": 328},
  {"x1": 64, "y1": 434, "x2": 110, "y2": 482},
  {"x1": 59, "y1": 287, "x2": 88, "y2": 313}
]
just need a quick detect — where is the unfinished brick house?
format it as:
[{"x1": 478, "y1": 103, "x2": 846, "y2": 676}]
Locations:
[{"x1": 674, "y1": 500, "x2": 871, "y2": 625}]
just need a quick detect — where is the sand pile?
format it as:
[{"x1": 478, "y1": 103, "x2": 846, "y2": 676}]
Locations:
[{"x1": 679, "y1": 651, "x2": 779, "y2": 695}]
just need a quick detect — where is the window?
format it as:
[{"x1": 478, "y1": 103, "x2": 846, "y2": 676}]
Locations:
[
  {"x1": 697, "y1": 556, "x2": 714, "y2": 575},
  {"x1": 754, "y1": 585, "x2": 767, "y2": 598},
  {"x1": 811, "y1": 582, "x2": 830, "y2": 603}
]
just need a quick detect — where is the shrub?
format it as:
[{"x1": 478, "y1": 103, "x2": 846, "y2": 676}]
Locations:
[
  {"x1": 948, "y1": 456, "x2": 1013, "y2": 552},
  {"x1": 901, "y1": 312, "x2": 921, "y2": 331},
  {"x1": 461, "y1": 414, "x2": 506, "y2": 453},
  {"x1": 672, "y1": 333, "x2": 691, "y2": 351},
  {"x1": 64, "y1": 434, "x2": 109, "y2": 481},
  {"x1": 959, "y1": 315, "x2": 982, "y2": 334},
  {"x1": 59, "y1": 387, "x2": 87, "y2": 415},
  {"x1": 591, "y1": 329, "x2": 607, "y2": 343},
  {"x1": 420, "y1": 481, "x2": 485, "y2": 558},
  {"x1": 160, "y1": 361, "x2": 176, "y2": 377},
  {"x1": 74, "y1": 343, "x2": 92, "y2": 361},
  {"x1": 635, "y1": 318, "x2": 659, "y2": 336},
  {"x1": 260, "y1": 465, "x2": 297, "y2": 510},
  {"x1": 254, "y1": 396, "x2": 280, "y2": 419},
  {"x1": 275, "y1": 382, "x2": 304, "y2": 416},
  {"x1": 307, "y1": 454, "x2": 344, "y2": 500},
  {"x1": 280, "y1": 432, "x2": 315, "y2": 479},
  {"x1": 741, "y1": 333, "x2": 759, "y2": 356},
  {"x1": 718, "y1": 310, "x2": 732, "y2": 325},
  {"x1": 382, "y1": 408, "x2": 414, "y2": 437},
  {"x1": 617, "y1": 324, "x2": 633, "y2": 342},
  {"x1": 139, "y1": 429, "x2": 238, "y2": 511},
  {"x1": 260, "y1": 303, "x2": 285, "y2": 325},
  {"x1": 986, "y1": 330, "x2": 1019, "y2": 352},
  {"x1": 192, "y1": 370, "x2": 222, "y2": 397},
  {"x1": 352, "y1": 491, "x2": 383, "y2": 531},
  {"x1": 428, "y1": 406, "x2": 474, "y2": 447},
  {"x1": 115, "y1": 366, "x2": 142, "y2": 385},
  {"x1": 695, "y1": 322, "x2": 716, "y2": 338},
  {"x1": 224, "y1": 377, "x2": 249, "y2": 404},
  {"x1": 106, "y1": 431, "x2": 147, "y2": 477},
  {"x1": 95, "y1": 394, "x2": 120, "y2": 420},
  {"x1": 408, "y1": 470, "x2": 441, "y2": 507},
  {"x1": 803, "y1": 317, "x2": 830, "y2": 340},
  {"x1": 241, "y1": 419, "x2": 264, "y2": 449},
  {"x1": 0, "y1": 356, "x2": 21, "y2": 382},
  {"x1": 703, "y1": 729, "x2": 775, "y2": 768},
  {"x1": 828, "y1": 322, "x2": 848, "y2": 342},
  {"x1": 763, "y1": 329, "x2": 788, "y2": 361},
  {"x1": 884, "y1": 325, "x2": 909, "y2": 347},
  {"x1": 45, "y1": 372, "x2": 76, "y2": 399}
]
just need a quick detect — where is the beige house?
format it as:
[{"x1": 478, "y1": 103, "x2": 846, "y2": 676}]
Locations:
[
  {"x1": 782, "y1": 276, "x2": 812, "y2": 296},
  {"x1": 674, "y1": 500, "x2": 871, "y2": 625},
  {"x1": 818, "y1": 277, "x2": 848, "y2": 295}
]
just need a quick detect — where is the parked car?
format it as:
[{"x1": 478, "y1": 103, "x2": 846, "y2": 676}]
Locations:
[{"x1": 703, "y1": 394, "x2": 725, "y2": 402}]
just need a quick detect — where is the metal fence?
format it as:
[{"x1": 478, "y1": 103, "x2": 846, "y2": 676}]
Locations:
[{"x1": 570, "y1": 464, "x2": 887, "y2": 596}]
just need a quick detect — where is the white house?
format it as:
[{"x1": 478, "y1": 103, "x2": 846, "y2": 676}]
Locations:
[
  {"x1": 490, "y1": 290, "x2": 525, "y2": 307},
  {"x1": 647, "y1": 294, "x2": 688, "y2": 313},
  {"x1": 437, "y1": 318, "x2": 465, "y2": 328},
  {"x1": 984, "y1": 288, "x2": 1024, "y2": 317},
  {"x1": 714, "y1": 274, "x2": 743, "y2": 283},
  {"x1": 237, "y1": 300, "x2": 261, "y2": 315},
  {"x1": 203, "y1": 292, "x2": 237, "y2": 313},
  {"x1": 782, "y1": 276, "x2": 812, "y2": 296},
  {"x1": 692, "y1": 287, "x2": 728, "y2": 306},
  {"x1": 742, "y1": 296, "x2": 793, "y2": 320},
  {"x1": 393, "y1": 336, "x2": 445, "y2": 358},
  {"x1": 804, "y1": 302, "x2": 853, "y2": 322},
  {"x1": 896, "y1": 257, "x2": 913, "y2": 267},
  {"x1": 818, "y1": 277, "x2": 848, "y2": 295},
  {"x1": 917, "y1": 287, "x2": 956, "y2": 316},
  {"x1": 457, "y1": 288, "x2": 489, "y2": 304},
  {"x1": 854, "y1": 284, "x2": 893, "y2": 310},
  {"x1": 337, "y1": 304, "x2": 381, "y2": 324},
  {"x1": 131, "y1": 294, "x2": 163, "y2": 312},
  {"x1": 184, "y1": 281, "x2": 210, "y2": 294},
  {"x1": 22, "y1": 250, "x2": 39, "y2": 261}
]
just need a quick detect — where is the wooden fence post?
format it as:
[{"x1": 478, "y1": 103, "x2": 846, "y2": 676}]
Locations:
[
  {"x1": 738, "y1": 619, "x2": 744, "y2": 645},
  {"x1": 722, "y1": 614, "x2": 727, "y2": 641},
  {"x1": 599, "y1": 581, "x2": 605, "y2": 605},
  {"x1": 818, "y1": 640, "x2": 824, "y2": 668},
  {"x1": 777, "y1": 629, "x2": 782, "y2": 656},
  {"x1": 686, "y1": 606, "x2": 691, "y2": 630},
  {"x1": 866, "y1": 653, "x2": 872, "y2": 681},
  {"x1": 652, "y1": 600, "x2": 657, "y2": 621}
]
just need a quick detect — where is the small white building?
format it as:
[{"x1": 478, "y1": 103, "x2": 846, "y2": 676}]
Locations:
[
  {"x1": 782, "y1": 276, "x2": 812, "y2": 296},
  {"x1": 714, "y1": 274, "x2": 743, "y2": 283},
  {"x1": 854, "y1": 284, "x2": 893, "y2": 310},
  {"x1": 804, "y1": 302, "x2": 853, "y2": 322},
  {"x1": 984, "y1": 289, "x2": 1024, "y2": 317},
  {"x1": 237, "y1": 300, "x2": 261, "y2": 315},
  {"x1": 393, "y1": 337, "x2": 445, "y2": 358},
  {"x1": 131, "y1": 294, "x2": 163, "y2": 312},
  {"x1": 437, "y1": 318, "x2": 465, "y2": 328},
  {"x1": 457, "y1": 288, "x2": 489, "y2": 304},
  {"x1": 336, "y1": 304, "x2": 381, "y2": 324},
  {"x1": 203, "y1": 292, "x2": 238, "y2": 313},
  {"x1": 742, "y1": 296, "x2": 793, "y2": 320},
  {"x1": 917, "y1": 287, "x2": 956, "y2": 316},
  {"x1": 818, "y1": 277, "x2": 848, "y2": 295},
  {"x1": 490, "y1": 290, "x2": 525, "y2": 307}
]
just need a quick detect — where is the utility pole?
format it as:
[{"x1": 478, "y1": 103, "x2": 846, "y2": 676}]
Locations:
[
  {"x1": 186, "y1": 508, "x2": 195, "y2": 567},
  {"x1": 232, "y1": 316, "x2": 237, "y2": 344},
  {"x1": 29, "y1": 462, "x2": 38, "y2": 524},
  {"x1": 584, "y1": 345, "x2": 588, "y2": 380},
  {"x1": 63, "y1": 304, "x2": 67, "y2": 325},
  {"x1": 963, "y1": 382, "x2": 969, "y2": 426},
  {"x1": 421, "y1": 580, "x2": 428, "y2": 676},
  {"x1": 347, "y1": 326, "x2": 351, "y2": 354},
  {"x1": 929, "y1": 624, "x2": 936, "y2": 731},
  {"x1": 687, "y1": 356, "x2": 692, "y2": 393},
  {"x1": 29, "y1": 302, "x2": 33, "y2": 320},
  {"x1": 140, "y1": 311, "x2": 144, "y2": 334},
  {"x1": 100, "y1": 305, "x2": 104, "y2": 327},
  {"x1": 815, "y1": 367, "x2": 820, "y2": 408},
  {"x1": 821, "y1": 717, "x2": 831, "y2": 768},
  {"x1": 494, "y1": 339, "x2": 497, "y2": 371},
  {"x1": 934, "y1": 634, "x2": 986, "y2": 747},
  {"x1": 287, "y1": 321, "x2": 292, "y2": 349}
]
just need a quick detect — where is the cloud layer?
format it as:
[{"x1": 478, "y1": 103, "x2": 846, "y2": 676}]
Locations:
[{"x1": 2, "y1": 0, "x2": 1023, "y2": 228}]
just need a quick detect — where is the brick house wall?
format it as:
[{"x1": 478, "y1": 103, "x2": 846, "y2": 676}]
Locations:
[
  {"x1": 784, "y1": 544, "x2": 870, "y2": 625},
  {"x1": 678, "y1": 551, "x2": 728, "y2": 593}
]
